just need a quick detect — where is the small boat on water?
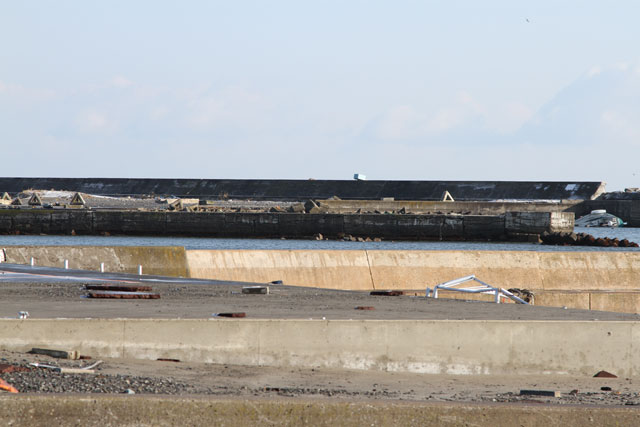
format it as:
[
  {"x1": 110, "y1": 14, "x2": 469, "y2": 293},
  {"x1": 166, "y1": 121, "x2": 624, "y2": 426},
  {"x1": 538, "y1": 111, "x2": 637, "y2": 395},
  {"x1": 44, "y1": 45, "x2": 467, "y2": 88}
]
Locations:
[{"x1": 575, "y1": 210, "x2": 626, "y2": 227}]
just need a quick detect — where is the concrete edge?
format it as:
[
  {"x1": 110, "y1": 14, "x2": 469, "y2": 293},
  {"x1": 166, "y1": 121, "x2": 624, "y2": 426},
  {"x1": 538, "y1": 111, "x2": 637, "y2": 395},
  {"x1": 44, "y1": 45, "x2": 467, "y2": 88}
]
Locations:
[
  {"x1": 0, "y1": 395, "x2": 638, "y2": 427},
  {"x1": 1, "y1": 319, "x2": 638, "y2": 376}
]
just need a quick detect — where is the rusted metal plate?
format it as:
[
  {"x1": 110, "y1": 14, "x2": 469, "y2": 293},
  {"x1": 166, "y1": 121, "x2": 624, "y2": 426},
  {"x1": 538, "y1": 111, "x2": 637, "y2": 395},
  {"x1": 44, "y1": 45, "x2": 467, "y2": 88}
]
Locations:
[
  {"x1": 86, "y1": 291, "x2": 160, "y2": 299},
  {"x1": 213, "y1": 312, "x2": 246, "y2": 318},
  {"x1": 370, "y1": 290, "x2": 404, "y2": 296},
  {"x1": 85, "y1": 284, "x2": 153, "y2": 292}
]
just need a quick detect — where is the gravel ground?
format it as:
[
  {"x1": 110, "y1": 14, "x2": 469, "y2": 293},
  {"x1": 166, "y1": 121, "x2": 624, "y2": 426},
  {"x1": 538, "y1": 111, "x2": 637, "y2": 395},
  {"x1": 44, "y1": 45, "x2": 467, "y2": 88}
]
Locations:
[
  {"x1": 1, "y1": 281, "x2": 639, "y2": 321},
  {"x1": 1, "y1": 350, "x2": 639, "y2": 406}
]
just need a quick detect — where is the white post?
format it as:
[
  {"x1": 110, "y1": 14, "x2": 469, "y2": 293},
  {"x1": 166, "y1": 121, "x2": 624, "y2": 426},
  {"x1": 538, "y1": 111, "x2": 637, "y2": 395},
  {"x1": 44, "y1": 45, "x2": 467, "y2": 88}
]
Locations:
[
  {"x1": 64, "y1": 259, "x2": 69, "y2": 269},
  {"x1": 100, "y1": 262, "x2": 105, "y2": 273},
  {"x1": 30, "y1": 257, "x2": 34, "y2": 267},
  {"x1": 138, "y1": 265, "x2": 142, "y2": 275}
]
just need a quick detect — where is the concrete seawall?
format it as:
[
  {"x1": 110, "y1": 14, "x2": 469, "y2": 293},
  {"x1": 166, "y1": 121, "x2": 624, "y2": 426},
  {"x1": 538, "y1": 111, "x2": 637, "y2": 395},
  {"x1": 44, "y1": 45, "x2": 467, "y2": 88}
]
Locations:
[
  {"x1": 0, "y1": 209, "x2": 572, "y2": 240},
  {"x1": 4, "y1": 246, "x2": 640, "y2": 312},
  {"x1": 186, "y1": 249, "x2": 640, "y2": 292},
  {"x1": 1, "y1": 319, "x2": 637, "y2": 376},
  {"x1": 2, "y1": 246, "x2": 188, "y2": 277}
]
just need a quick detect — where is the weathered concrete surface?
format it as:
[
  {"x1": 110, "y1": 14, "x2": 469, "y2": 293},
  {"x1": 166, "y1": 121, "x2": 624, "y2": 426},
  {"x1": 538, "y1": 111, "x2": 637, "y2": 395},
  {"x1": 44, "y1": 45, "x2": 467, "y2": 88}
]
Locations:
[
  {"x1": 318, "y1": 199, "x2": 583, "y2": 214},
  {"x1": 0, "y1": 177, "x2": 606, "y2": 200},
  {"x1": 186, "y1": 249, "x2": 374, "y2": 290},
  {"x1": 0, "y1": 209, "x2": 572, "y2": 239},
  {"x1": 2, "y1": 246, "x2": 188, "y2": 277},
  {"x1": 186, "y1": 249, "x2": 640, "y2": 292},
  {"x1": 0, "y1": 396, "x2": 638, "y2": 427},
  {"x1": 1, "y1": 319, "x2": 639, "y2": 376}
]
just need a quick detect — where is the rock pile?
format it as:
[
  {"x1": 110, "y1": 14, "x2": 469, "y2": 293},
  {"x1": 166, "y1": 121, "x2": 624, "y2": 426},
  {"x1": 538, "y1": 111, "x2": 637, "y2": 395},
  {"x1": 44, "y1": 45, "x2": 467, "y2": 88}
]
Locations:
[{"x1": 541, "y1": 232, "x2": 639, "y2": 247}]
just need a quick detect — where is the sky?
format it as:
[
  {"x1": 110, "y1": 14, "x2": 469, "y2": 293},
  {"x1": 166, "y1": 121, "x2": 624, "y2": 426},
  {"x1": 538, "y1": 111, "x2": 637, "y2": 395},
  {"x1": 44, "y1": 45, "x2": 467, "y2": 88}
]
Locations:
[{"x1": 1, "y1": 1, "x2": 639, "y2": 191}]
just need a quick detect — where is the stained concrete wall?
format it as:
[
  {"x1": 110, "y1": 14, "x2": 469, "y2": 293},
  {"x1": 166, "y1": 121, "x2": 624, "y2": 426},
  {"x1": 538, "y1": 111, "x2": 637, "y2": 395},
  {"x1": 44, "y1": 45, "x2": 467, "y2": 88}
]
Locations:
[
  {"x1": 0, "y1": 177, "x2": 606, "y2": 200},
  {"x1": 186, "y1": 249, "x2": 640, "y2": 292},
  {"x1": 186, "y1": 250, "x2": 375, "y2": 290},
  {"x1": 2, "y1": 246, "x2": 188, "y2": 277},
  {"x1": 0, "y1": 209, "x2": 573, "y2": 239},
  {"x1": 1, "y1": 318, "x2": 638, "y2": 376},
  {"x1": 318, "y1": 199, "x2": 583, "y2": 215}
]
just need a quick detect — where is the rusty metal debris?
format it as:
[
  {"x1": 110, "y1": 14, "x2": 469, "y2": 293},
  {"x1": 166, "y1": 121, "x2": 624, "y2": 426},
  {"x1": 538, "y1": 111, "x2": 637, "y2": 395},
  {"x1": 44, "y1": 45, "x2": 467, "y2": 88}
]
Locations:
[
  {"x1": 370, "y1": 290, "x2": 404, "y2": 296},
  {"x1": 85, "y1": 284, "x2": 153, "y2": 292},
  {"x1": 86, "y1": 291, "x2": 160, "y2": 299},
  {"x1": 212, "y1": 312, "x2": 246, "y2": 318},
  {"x1": 0, "y1": 378, "x2": 18, "y2": 393},
  {"x1": 242, "y1": 286, "x2": 269, "y2": 294},
  {"x1": 594, "y1": 370, "x2": 617, "y2": 378},
  {"x1": 28, "y1": 348, "x2": 79, "y2": 360}
]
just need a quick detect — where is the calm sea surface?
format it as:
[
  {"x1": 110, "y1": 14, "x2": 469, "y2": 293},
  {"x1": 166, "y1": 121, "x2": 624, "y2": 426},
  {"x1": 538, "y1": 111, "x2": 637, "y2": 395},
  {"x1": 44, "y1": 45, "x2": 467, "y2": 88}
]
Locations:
[{"x1": 0, "y1": 227, "x2": 638, "y2": 252}]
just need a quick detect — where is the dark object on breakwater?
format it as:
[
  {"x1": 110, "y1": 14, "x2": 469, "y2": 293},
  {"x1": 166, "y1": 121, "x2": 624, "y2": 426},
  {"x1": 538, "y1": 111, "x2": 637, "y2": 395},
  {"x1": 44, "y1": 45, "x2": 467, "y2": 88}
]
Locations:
[
  {"x1": 0, "y1": 209, "x2": 572, "y2": 242},
  {"x1": 541, "y1": 231, "x2": 639, "y2": 247}
]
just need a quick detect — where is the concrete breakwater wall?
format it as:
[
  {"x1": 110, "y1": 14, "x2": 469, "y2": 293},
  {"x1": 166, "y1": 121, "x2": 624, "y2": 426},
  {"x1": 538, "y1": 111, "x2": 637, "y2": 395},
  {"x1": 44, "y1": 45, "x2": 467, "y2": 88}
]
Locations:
[
  {"x1": 0, "y1": 209, "x2": 572, "y2": 240},
  {"x1": 2, "y1": 246, "x2": 188, "y2": 277},
  {"x1": 185, "y1": 249, "x2": 640, "y2": 292},
  {"x1": 0, "y1": 318, "x2": 637, "y2": 376},
  {"x1": 0, "y1": 177, "x2": 606, "y2": 200}
]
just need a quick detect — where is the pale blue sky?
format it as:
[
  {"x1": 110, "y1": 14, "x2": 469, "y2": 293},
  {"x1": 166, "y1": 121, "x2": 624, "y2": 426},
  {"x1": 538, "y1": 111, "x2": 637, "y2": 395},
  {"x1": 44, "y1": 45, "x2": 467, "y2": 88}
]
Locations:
[{"x1": 1, "y1": 1, "x2": 639, "y2": 190}]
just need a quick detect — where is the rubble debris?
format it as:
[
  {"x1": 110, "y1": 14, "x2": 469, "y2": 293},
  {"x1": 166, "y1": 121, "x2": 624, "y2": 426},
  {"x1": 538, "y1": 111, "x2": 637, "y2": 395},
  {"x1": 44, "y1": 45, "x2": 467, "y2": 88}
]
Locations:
[
  {"x1": 29, "y1": 363, "x2": 95, "y2": 374},
  {"x1": 575, "y1": 210, "x2": 625, "y2": 227},
  {"x1": 520, "y1": 389, "x2": 561, "y2": 397},
  {"x1": 0, "y1": 364, "x2": 30, "y2": 374},
  {"x1": 84, "y1": 284, "x2": 153, "y2": 292},
  {"x1": 541, "y1": 231, "x2": 639, "y2": 247},
  {"x1": 0, "y1": 378, "x2": 19, "y2": 393},
  {"x1": 87, "y1": 291, "x2": 161, "y2": 299},
  {"x1": 28, "y1": 348, "x2": 79, "y2": 360},
  {"x1": 370, "y1": 290, "x2": 404, "y2": 296},
  {"x1": 212, "y1": 312, "x2": 246, "y2": 318},
  {"x1": 507, "y1": 288, "x2": 535, "y2": 304},
  {"x1": 242, "y1": 286, "x2": 269, "y2": 295},
  {"x1": 594, "y1": 370, "x2": 618, "y2": 378}
]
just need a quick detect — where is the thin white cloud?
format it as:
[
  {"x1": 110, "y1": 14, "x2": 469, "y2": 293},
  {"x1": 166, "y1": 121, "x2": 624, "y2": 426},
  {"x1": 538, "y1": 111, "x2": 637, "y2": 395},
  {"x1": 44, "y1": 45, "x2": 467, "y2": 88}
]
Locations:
[{"x1": 111, "y1": 76, "x2": 134, "y2": 88}]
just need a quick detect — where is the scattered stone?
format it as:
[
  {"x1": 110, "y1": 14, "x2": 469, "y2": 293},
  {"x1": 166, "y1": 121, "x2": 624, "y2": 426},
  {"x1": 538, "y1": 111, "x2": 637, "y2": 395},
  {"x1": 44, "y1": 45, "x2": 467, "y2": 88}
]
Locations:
[{"x1": 520, "y1": 389, "x2": 561, "y2": 397}]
